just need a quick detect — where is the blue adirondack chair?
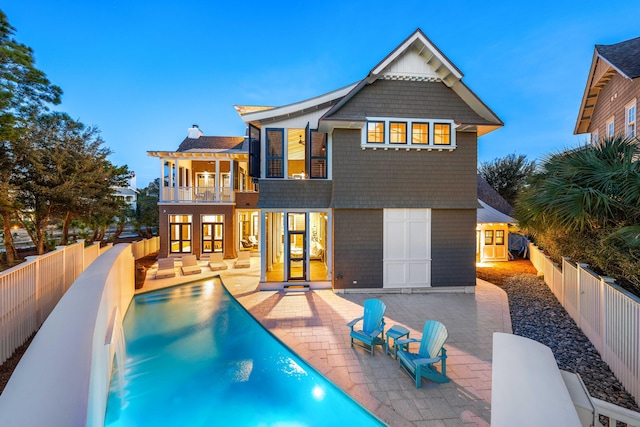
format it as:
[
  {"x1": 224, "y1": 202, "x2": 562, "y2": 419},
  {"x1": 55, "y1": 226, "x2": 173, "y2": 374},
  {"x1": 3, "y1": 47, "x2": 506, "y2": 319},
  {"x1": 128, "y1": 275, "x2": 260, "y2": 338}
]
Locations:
[
  {"x1": 395, "y1": 320, "x2": 450, "y2": 387},
  {"x1": 347, "y1": 299, "x2": 386, "y2": 356}
]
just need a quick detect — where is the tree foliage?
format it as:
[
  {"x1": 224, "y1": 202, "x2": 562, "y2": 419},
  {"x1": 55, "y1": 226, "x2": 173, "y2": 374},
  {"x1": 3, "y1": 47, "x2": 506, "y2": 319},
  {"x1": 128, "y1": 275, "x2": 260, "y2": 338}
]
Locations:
[
  {"x1": 135, "y1": 178, "x2": 159, "y2": 238},
  {"x1": 516, "y1": 136, "x2": 640, "y2": 290},
  {"x1": 0, "y1": 9, "x2": 62, "y2": 263},
  {"x1": 478, "y1": 153, "x2": 536, "y2": 206}
]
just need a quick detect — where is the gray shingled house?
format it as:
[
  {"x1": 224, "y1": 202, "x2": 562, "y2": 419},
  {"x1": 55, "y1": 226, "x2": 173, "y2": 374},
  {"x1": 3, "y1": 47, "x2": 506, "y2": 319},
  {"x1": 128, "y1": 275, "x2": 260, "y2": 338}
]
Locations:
[
  {"x1": 575, "y1": 36, "x2": 640, "y2": 140},
  {"x1": 238, "y1": 29, "x2": 503, "y2": 292}
]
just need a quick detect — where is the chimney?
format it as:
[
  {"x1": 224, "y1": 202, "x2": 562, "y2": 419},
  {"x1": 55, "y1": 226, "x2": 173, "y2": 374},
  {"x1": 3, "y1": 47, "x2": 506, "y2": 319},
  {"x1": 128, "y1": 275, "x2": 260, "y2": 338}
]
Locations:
[{"x1": 187, "y1": 124, "x2": 203, "y2": 139}]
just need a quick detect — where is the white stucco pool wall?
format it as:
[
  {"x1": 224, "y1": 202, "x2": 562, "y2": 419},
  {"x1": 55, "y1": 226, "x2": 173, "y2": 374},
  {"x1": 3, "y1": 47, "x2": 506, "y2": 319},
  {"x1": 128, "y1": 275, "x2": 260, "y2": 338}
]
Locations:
[{"x1": 0, "y1": 244, "x2": 135, "y2": 427}]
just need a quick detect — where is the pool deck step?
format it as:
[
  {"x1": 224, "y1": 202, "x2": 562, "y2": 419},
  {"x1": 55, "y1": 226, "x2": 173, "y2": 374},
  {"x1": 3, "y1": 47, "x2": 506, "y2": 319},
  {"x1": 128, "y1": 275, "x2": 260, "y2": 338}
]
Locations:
[{"x1": 283, "y1": 284, "x2": 310, "y2": 293}]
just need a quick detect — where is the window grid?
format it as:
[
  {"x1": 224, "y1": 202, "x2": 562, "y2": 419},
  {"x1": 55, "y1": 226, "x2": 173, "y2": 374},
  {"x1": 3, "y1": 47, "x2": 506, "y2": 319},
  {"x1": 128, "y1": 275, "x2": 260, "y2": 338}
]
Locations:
[
  {"x1": 607, "y1": 118, "x2": 615, "y2": 138},
  {"x1": 367, "y1": 121, "x2": 385, "y2": 143},
  {"x1": 411, "y1": 123, "x2": 429, "y2": 144},
  {"x1": 389, "y1": 122, "x2": 407, "y2": 144},
  {"x1": 364, "y1": 118, "x2": 456, "y2": 148},
  {"x1": 626, "y1": 101, "x2": 636, "y2": 138}
]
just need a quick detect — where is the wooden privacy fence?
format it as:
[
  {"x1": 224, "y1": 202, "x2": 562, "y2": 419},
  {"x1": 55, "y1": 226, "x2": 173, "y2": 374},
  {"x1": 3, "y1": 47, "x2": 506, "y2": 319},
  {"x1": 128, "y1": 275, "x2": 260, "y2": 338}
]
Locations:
[
  {"x1": 527, "y1": 241, "x2": 640, "y2": 404},
  {"x1": 0, "y1": 237, "x2": 158, "y2": 365}
]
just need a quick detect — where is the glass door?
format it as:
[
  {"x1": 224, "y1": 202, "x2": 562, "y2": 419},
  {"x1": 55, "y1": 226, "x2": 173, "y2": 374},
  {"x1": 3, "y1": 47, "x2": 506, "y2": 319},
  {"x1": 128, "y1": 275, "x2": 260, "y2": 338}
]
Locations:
[
  {"x1": 288, "y1": 231, "x2": 306, "y2": 280},
  {"x1": 287, "y1": 213, "x2": 306, "y2": 280}
]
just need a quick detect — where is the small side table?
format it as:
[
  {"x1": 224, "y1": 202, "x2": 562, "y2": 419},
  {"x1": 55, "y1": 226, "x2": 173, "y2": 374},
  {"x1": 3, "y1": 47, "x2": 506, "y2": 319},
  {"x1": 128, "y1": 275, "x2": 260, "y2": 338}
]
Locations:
[{"x1": 385, "y1": 325, "x2": 410, "y2": 359}]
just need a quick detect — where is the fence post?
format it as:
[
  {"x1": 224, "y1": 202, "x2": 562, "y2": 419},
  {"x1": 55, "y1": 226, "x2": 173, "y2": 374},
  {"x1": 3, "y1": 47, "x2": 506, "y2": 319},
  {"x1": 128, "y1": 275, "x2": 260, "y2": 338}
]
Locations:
[
  {"x1": 24, "y1": 255, "x2": 40, "y2": 325},
  {"x1": 56, "y1": 245, "x2": 67, "y2": 290},
  {"x1": 600, "y1": 276, "x2": 615, "y2": 362},
  {"x1": 576, "y1": 263, "x2": 589, "y2": 329},
  {"x1": 562, "y1": 257, "x2": 571, "y2": 307}
]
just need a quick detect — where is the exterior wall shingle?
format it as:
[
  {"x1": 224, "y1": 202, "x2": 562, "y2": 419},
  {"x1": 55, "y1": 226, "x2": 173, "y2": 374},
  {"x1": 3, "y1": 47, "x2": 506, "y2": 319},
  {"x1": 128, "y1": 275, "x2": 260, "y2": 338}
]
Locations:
[
  {"x1": 257, "y1": 180, "x2": 332, "y2": 208},
  {"x1": 331, "y1": 129, "x2": 477, "y2": 208},
  {"x1": 431, "y1": 209, "x2": 477, "y2": 287},
  {"x1": 333, "y1": 209, "x2": 383, "y2": 289},
  {"x1": 328, "y1": 79, "x2": 492, "y2": 125}
]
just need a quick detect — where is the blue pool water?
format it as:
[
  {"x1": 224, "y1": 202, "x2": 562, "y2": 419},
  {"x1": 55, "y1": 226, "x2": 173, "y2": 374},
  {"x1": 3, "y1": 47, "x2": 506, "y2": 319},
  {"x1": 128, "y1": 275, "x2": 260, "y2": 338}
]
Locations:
[{"x1": 104, "y1": 279, "x2": 384, "y2": 426}]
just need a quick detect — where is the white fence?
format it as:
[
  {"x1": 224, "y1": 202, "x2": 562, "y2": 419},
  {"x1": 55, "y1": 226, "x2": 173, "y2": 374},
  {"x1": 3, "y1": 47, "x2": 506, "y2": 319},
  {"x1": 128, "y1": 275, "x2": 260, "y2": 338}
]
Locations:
[
  {"x1": 527, "y1": 241, "x2": 640, "y2": 404},
  {"x1": 131, "y1": 236, "x2": 159, "y2": 260},
  {"x1": 0, "y1": 244, "x2": 135, "y2": 427},
  {"x1": 0, "y1": 237, "x2": 158, "y2": 365}
]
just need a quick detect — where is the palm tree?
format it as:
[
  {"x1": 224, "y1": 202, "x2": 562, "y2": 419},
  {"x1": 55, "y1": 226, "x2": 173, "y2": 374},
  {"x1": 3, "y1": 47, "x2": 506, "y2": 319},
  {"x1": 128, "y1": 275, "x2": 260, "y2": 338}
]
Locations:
[{"x1": 516, "y1": 136, "x2": 640, "y2": 290}]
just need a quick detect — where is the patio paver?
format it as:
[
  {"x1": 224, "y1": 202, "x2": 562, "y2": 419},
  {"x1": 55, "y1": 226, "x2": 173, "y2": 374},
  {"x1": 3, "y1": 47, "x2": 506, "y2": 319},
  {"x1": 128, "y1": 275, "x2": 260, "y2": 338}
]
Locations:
[{"x1": 140, "y1": 259, "x2": 511, "y2": 426}]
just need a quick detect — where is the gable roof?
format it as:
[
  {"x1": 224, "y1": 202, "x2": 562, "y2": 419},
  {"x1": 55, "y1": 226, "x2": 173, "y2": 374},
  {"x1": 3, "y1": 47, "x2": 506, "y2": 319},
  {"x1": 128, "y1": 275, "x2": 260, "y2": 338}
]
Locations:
[
  {"x1": 477, "y1": 175, "x2": 515, "y2": 216},
  {"x1": 321, "y1": 29, "x2": 503, "y2": 136},
  {"x1": 236, "y1": 29, "x2": 502, "y2": 135},
  {"x1": 574, "y1": 36, "x2": 640, "y2": 134},
  {"x1": 176, "y1": 136, "x2": 246, "y2": 152},
  {"x1": 477, "y1": 199, "x2": 516, "y2": 224}
]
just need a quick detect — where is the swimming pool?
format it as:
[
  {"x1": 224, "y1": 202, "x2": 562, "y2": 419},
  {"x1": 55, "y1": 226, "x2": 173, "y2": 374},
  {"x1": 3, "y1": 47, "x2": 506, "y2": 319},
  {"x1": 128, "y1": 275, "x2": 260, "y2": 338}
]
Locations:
[{"x1": 104, "y1": 279, "x2": 384, "y2": 426}]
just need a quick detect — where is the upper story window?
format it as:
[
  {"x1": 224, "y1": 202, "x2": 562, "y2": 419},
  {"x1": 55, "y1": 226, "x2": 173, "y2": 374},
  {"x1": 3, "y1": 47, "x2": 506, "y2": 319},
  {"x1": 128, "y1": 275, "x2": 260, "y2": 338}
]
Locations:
[
  {"x1": 363, "y1": 117, "x2": 456, "y2": 150},
  {"x1": 389, "y1": 122, "x2": 407, "y2": 144},
  {"x1": 606, "y1": 117, "x2": 615, "y2": 138},
  {"x1": 266, "y1": 128, "x2": 284, "y2": 178},
  {"x1": 263, "y1": 127, "x2": 328, "y2": 180},
  {"x1": 625, "y1": 100, "x2": 636, "y2": 138},
  {"x1": 367, "y1": 121, "x2": 385, "y2": 143}
]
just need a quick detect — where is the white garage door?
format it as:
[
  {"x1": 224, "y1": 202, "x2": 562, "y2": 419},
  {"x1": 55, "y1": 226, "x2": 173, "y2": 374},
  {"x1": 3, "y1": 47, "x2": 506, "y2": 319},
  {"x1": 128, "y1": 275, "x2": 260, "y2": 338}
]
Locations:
[{"x1": 383, "y1": 209, "x2": 431, "y2": 288}]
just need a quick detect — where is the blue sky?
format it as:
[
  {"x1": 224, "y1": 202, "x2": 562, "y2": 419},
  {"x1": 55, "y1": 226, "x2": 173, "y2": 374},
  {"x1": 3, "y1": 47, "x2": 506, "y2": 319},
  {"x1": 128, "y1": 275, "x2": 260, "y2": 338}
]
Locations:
[{"x1": 2, "y1": 1, "x2": 640, "y2": 187}]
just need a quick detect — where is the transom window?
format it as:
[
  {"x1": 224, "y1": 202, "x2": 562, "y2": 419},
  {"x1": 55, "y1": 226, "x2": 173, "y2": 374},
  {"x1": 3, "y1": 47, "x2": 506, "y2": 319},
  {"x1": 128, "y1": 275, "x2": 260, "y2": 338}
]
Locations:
[
  {"x1": 363, "y1": 117, "x2": 456, "y2": 150},
  {"x1": 626, "y1": 100, "x2": 636, "y2": 138}
]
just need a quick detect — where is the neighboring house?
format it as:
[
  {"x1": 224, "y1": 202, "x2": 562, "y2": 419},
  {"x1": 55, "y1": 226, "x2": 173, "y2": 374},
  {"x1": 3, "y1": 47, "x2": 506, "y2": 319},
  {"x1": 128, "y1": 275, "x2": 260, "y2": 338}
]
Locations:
[
  {"x1": 114, "y1": 172, "x2": 138, "y2": 210},
  {"x1": 477, "y1": 175, "x2": 516, "y2": 262},
  {"x1": 148, "y1": 125, "x2": 259, "y2": 259},
  {"x1": 237, "y1": 29, "x2": 503, "y2": 291},
  {"x1": 575, "y1": 36, "x2": 640, "y2": 141}
]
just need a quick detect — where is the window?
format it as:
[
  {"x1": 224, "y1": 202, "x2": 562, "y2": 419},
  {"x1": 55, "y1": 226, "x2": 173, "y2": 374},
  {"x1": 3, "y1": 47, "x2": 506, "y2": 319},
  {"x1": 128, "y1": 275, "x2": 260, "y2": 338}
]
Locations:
[
  {"x1": 367, "y1": 121, "x2": 384, "y2": 143},
  {"x1": 606, "y1": 117, "x2": 615, "y2": 138},
  {"x1": 266, "y1": 128, "x2": 284, "y2": 178},
  {"x1": 389, "y1": 122, "x2": 407, "y2": 144},
  {"x1": 363, "y1": 118, "x2": 456, "y2": 149},
  {"x1": 626, "y1": 100, "x2": 636, "y2": 138},
  {"x1": 433, "y1": 123, "x2": 451, "y2": 145},
  {"x1": 169, "y1": 215, "x2": 192, "y2": 253},
  {"x1": 592, "y1": 129, "x2": 599, "y2": 144},
  {"x1": 495, "y1": 230, "x2": 505, "y2": 246},
  {"x1": 310, "y1": 131, "x2": 327, "y2": 178},
  {"x1": 411, "y1": 123, "x2": 429, "y2": 144},
  {"x1": 484, "y1": 230, "x2": 493, "y2": 245}
]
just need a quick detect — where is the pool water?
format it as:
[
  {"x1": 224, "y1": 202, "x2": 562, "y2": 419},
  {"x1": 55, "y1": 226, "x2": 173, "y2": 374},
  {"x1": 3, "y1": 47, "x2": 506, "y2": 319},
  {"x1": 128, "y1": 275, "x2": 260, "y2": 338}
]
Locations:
[{"x1": 104, "y1": 279, "x2": 384, "y2": 426}]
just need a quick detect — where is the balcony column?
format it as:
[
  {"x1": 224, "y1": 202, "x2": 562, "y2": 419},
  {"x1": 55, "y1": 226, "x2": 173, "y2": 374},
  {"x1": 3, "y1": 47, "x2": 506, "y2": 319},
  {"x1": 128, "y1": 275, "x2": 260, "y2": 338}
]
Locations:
[
  {"x1": 215, "y1": 160, "x2": 220, "y2": 202},
  {"x1": 229, "y1": 159, "x2": 235, "y2": 202},
  {"x1": 160, "y1": 158, "x2": 165, "y2": 202},
  {"x1": 174, "y1": 158, "x2": 180, "y2": 202}
]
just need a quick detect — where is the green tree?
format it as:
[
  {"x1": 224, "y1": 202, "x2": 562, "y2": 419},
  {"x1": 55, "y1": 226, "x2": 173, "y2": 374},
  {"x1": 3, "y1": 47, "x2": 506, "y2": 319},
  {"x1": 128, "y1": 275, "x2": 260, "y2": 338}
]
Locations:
[
  {"x1": 0, "y1": 9, "x2": 61, "y2": 263},
  {"x1": 479, "y1": 153, "x2": 536, "y2": 206},
  {"x1": 135, "y1": 178, "x2": 159, "y2": 238},
  {"x1": 14, "y1": 112, "x2": 130, "y2": 253},
  {"x1": 516, "y1": 136, "x2": 640, "y2": 289}
]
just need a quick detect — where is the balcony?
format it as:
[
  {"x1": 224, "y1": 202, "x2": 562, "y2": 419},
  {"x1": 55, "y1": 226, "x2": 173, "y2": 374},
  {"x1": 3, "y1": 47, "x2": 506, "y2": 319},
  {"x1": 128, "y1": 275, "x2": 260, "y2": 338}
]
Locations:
[{"x1": 161, "y1": 186, "x2": 233, "y2": 203}]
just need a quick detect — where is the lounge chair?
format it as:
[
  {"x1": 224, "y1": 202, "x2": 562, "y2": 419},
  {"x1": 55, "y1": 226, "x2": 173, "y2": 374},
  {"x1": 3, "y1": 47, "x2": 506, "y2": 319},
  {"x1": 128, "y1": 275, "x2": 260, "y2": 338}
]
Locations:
[
  {"x1": 347, "y1": 299, "x2": 386, "y2": 356},
  {"x1": 208, "y1": 252, "x2": 228, "y2": 271},
  {"x1": 155, "y1": 258, "x2": 176, "y2": 279},
  {"x1": 395, "y1": 320, "x2": 450, "y2": 387},
  {"x1": 234, "y1": 251, "x2": 251, "y2": 268},
  {"x1": 180, "y1": 254, "x2": 202, "y2": 275}
]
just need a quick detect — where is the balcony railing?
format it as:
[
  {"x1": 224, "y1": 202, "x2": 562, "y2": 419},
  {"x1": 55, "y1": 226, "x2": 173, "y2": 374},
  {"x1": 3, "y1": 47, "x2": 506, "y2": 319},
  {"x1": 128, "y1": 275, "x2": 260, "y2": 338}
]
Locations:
[{"x1": 160, "y1": 186, "x2": 243, "y2": 203}]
